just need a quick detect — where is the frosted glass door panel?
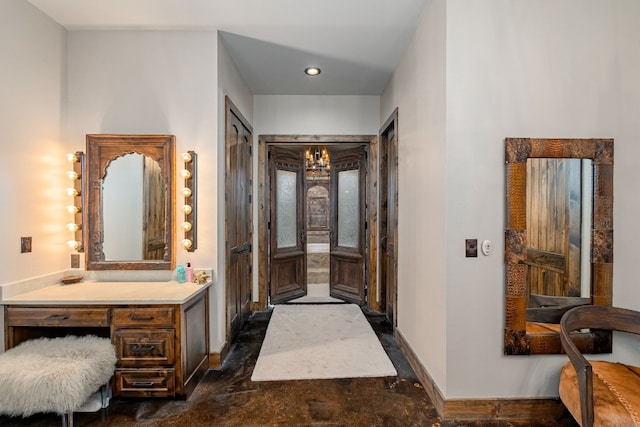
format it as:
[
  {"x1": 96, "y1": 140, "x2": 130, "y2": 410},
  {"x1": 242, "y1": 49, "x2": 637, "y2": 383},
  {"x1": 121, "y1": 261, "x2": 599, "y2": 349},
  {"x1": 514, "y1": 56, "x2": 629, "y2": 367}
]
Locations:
[
  {"x1": 338, "y1": 169, "x2": 359, "y2": 248},
  {"x1": 277, "y1": 169, "x2": 297, "y2": 248}
]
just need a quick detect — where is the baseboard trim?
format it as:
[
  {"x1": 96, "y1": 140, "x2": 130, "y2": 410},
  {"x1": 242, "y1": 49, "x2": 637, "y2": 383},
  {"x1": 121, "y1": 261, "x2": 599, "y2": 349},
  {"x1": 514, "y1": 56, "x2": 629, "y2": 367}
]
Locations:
[
  {"x1": 209, "y1": 342, "x2": 230, "y2": 369},
  {"x1": 395, "y1": 329, "x2": 445, "y2": 416},
  {"x1": 394, "y1": 330, "x2": 565, "y2": 421}
]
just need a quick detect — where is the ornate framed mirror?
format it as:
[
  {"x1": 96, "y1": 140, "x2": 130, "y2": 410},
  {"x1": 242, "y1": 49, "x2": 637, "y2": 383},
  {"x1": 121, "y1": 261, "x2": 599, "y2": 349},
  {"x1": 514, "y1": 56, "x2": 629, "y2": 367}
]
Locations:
[
  {"x1": 85, "y1": 134, "x2": 175, "y2": 270},
  {"x1": 504, "y1": 138, "x2": 613, "y2": 355}
]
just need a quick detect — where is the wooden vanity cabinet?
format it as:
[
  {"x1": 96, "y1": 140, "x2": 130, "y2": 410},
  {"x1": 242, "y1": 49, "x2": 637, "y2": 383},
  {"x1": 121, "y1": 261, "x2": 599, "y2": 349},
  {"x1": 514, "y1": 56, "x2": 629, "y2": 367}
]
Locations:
[{"x1": 4, "y1": 290, "x2": 208, "y2": 399}]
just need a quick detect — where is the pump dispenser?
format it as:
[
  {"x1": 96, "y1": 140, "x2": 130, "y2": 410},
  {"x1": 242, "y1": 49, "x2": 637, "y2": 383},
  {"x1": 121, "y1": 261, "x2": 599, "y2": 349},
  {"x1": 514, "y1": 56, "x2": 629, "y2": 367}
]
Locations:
[{"x1": 185, "y1": 263, "x2": 194, "y2": 283}]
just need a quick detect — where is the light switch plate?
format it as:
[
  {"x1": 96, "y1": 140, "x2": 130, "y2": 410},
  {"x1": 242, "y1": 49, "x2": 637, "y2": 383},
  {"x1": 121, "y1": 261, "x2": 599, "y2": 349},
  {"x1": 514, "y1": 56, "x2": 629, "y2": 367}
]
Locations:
[
  {"x1": 20, "y1": 237, "x2": 32, "y2": 253},
  {"x1": 465, "y1": 239, "x2": 478, "y2": 257}
]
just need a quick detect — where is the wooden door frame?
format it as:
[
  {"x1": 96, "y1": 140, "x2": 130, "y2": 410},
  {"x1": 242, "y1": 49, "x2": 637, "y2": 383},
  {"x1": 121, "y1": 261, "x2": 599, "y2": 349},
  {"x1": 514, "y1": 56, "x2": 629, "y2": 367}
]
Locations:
[
  {"x1": 224, "y1": 96, "x2": 253, "y2": 347},
  {"x1": 257, "y1": 135, "x2": 378, "y2": 311},
  {"x1": 379, "y1": 108, "x2": 399, "y2": 325}
]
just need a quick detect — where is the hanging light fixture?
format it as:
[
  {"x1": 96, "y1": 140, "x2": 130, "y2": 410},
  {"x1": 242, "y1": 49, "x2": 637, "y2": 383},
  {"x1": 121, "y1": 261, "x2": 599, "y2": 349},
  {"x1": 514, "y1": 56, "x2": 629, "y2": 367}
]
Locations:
[{"x1": 305, "y1": 146, "x2": 330, "y2": 177}]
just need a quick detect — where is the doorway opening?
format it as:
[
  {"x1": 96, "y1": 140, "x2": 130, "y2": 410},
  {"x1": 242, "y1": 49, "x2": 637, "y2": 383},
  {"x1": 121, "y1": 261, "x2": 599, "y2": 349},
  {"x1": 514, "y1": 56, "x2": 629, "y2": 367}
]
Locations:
[
  {"x1": 305, "y1": 180, "x2": 330, "y2": 298},
  {"x1": 257, "y1": 135, "x2": 379, "y2": 311}
]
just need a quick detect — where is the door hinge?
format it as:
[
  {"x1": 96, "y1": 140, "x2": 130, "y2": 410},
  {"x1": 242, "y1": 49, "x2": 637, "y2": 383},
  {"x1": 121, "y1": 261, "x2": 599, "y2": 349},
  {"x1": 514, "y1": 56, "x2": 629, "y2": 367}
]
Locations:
[
  {"x1": 249, "y1": 145, "x2": 252, "y2": 156},
  {"x1": 364, "y1": 287, "x2": 368, "y2": 297},
  {"x1": 365, "y1": 221, "x2": 368, "y2": 230},
  {"x1": 248, "y1": 194, "x2": 252, "y2": 204},
  {"x1": 268, "y1": 221, "x2": 271, "y2": 230}
]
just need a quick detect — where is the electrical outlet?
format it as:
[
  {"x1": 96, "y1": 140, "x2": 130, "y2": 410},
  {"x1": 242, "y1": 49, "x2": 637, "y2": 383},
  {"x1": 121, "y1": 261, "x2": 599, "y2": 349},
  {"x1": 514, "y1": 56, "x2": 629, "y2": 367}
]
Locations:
[
  {"x1": 70, "y1": 254, "x2": 80, "y2": 268},
  {"x1": 465, "y1": 239, "x2": 477, "y2": 257},
  {"x1": 20, "y1": 237, "x2": 32, "y2": 253}
]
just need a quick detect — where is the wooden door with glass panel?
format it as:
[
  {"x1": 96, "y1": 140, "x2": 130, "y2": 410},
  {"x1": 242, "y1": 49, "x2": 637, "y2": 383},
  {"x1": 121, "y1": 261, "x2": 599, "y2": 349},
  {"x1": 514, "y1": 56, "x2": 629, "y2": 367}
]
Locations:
[
  {"x1": 269, "y1": 146, "x2": 307, "y2": 304},
  {"x1": 329, "y1": 146, "x2": 366, "y2": 304}
]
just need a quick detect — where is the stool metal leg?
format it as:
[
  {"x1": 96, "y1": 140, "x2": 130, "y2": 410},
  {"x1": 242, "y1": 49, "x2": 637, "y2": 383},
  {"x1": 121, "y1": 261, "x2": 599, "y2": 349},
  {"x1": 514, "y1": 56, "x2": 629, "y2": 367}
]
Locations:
[{"x1": 61, "y1": 410, "x2": 74, "y2": 427}]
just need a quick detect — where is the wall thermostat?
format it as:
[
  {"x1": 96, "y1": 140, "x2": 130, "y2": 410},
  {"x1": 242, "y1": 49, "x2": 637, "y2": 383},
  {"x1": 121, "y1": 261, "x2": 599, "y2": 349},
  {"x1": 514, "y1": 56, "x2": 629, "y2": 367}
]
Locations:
[{"x1": 481, "y1": 240, "x2": 492, "y2": 256}]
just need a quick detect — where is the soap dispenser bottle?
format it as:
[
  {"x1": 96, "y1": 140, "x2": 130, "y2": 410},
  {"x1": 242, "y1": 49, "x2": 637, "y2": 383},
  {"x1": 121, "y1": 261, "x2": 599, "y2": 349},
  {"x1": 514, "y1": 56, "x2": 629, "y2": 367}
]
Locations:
[
  {"x1": 177, "y1": 265, "x2": 186, "y2": 283},
  {"x1": 185, "y1": 263, "x2": 194, "y2": 283}
]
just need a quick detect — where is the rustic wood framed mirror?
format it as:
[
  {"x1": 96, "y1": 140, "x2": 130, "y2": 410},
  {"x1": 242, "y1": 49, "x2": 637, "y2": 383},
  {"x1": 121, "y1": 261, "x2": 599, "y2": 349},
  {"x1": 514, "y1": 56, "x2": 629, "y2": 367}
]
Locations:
[
  {"x1": 85, "y1": 134, "x2": 175, "y2": 270},
  {"x1": 504, "y1": 138, "x2": 613, "y2": 355}
]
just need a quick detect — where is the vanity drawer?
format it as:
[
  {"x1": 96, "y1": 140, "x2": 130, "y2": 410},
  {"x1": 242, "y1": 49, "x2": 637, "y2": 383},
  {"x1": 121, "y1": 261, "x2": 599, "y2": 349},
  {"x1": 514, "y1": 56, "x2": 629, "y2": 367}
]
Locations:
[
  {"x1": 115, "y1": 329, "x2": 175, "y2": 365},
  {"x1": 113, "y1": 307, "x2": 174, "y2": 326},
  {"x1": 5, "y1": 307, "x2": 110, "y2": 327},
  {"x1": 114, "y1": 368, "x2": 175, "y2": 397}
]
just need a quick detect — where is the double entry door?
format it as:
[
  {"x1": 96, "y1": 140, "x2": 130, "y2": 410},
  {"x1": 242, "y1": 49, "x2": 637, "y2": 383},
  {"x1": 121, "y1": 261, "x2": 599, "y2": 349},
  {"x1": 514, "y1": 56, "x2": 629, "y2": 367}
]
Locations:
[{"x1": 268, "y1": 145, "x2": 367, "y2": 305}]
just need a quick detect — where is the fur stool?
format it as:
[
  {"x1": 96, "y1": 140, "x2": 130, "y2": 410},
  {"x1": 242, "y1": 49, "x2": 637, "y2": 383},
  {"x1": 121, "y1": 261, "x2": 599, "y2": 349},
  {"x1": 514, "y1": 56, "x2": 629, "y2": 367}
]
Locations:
[{"x1": 0, "y1": 335, "x2": 116, "y2": 427}]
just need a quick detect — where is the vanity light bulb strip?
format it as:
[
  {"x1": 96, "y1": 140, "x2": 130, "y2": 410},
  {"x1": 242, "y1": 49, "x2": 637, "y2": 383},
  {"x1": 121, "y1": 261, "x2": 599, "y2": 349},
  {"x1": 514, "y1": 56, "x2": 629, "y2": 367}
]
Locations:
[
  {"x1": 183, "y1": 151, "x2": 197, "y2": 252},
  {"x1": 66, "y1": 151, "x2": 85, "y2": 253}
]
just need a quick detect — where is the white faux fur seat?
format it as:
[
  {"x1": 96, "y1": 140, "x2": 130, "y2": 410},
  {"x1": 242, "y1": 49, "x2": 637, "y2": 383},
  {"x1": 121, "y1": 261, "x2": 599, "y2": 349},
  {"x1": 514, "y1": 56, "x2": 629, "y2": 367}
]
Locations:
[{"x1": 0, "y1": 335, "x2": 116, "y2": 427}]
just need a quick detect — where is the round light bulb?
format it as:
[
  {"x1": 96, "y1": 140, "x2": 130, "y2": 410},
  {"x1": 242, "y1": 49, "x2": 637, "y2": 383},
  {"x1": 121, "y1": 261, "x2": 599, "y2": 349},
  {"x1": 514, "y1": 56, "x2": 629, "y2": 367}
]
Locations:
[
  {"x1": 66, "y1": 188, "x2": 79, "y2": 197},
  {"x1": 67, "y1": 240, "x2": 80, "y2": 250},
  {"x1": 304, "y1": 66, "x2": 321, "y2": 76},
  {"x1": 67, "y1": 205, "x2": 80, "y2": 214},
  {"x1": 181, "y1": 169, "x2": 191, "y2": 179},
  {"x1": 182, "y1": 152, "x2": 192, "y2": 163},
  {"x1": 67, "y1": 223, "x2": 80, "y2": 232},
  {"x1": 182, "y1": 221, "x2": 192, "y2": 231},
  {"x1": 182, "y1": 239, "x2": 193, "y2": 249},
  {"x1": 182, "y1": 187, "x2": 192, "y2": 197},
  {"x1": 66, "y1": 153, "x2": 78, "y2": 162},
  {"x1": 67, "y1": 171, "x2": 79, "y2": 180},
  {"x1": 182, "y1": 204, "x2": 192, "y2": 215}
]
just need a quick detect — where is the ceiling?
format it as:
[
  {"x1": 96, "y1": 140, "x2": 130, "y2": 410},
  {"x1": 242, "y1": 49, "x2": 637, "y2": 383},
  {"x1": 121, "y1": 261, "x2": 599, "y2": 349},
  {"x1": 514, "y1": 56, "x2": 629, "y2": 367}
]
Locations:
[{"x1": 27, "y1": 0, "x2": 427, "y2": 95}]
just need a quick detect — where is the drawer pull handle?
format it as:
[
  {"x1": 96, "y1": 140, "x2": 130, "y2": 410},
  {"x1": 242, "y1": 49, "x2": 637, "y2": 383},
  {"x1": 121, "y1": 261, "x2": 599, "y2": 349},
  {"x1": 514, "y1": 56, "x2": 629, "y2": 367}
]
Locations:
[
  {"x1": 45, "y1": 315, "x2": 69, "y2": 321},
  {"x1": 131, "y1": 314, "x2": 154, "y2": 321},
  {"x1": 131, "y1": 344, "x2": 156, "y2": 352},
  {"x1": 131, "y1": 381, "x2": 155, "y2": 387}
]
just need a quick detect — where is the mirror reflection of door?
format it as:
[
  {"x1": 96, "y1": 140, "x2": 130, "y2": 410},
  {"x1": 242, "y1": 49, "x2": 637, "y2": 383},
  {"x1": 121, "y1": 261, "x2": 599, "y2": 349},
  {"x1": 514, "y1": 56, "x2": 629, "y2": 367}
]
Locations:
[
  {"x1": 269, "y1": 146, "x2": 307, "y2": 304},
  {"x1": 525, "y1": 158, "x2": 593, "y2": 330},
  {"x1": 102, "y1": 153, "x2": 166, "y2": 261},
  {"x1": 329, "y1": 146, "x2": 366, "y2": 304}
]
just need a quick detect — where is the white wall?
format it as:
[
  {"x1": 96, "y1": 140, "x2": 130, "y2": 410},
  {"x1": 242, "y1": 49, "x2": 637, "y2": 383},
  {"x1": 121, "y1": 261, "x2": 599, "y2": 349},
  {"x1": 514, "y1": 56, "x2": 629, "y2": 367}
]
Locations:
[
  {"x1": 66, "y1": 29, "x2": 221, "y2": 347},
  {"x1": 0, "y1": 0, "x2": 68, "y2": 284},
  {"x1": 254, "y1": 95, "x2": 380, "y2": 135},
  {"x1": 384, "y1": 0, "x2": 640, "y2": 400},
  {"x1": 380, "y1": 0, "x2": 448, "y2": 395}
]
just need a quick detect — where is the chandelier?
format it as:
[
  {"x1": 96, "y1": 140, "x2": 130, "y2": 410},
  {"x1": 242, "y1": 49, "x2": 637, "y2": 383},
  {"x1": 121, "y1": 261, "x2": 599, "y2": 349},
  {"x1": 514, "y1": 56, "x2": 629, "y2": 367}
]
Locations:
[{"x1": 305, "y1": 146, "x2": 330, "y2": 176}]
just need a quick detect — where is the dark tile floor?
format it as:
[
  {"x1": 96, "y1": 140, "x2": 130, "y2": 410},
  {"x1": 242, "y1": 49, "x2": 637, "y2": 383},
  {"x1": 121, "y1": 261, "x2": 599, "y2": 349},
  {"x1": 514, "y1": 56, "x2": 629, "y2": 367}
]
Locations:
[{"x1": 0, "y1": 307, "x2": 578, "y2": 426}]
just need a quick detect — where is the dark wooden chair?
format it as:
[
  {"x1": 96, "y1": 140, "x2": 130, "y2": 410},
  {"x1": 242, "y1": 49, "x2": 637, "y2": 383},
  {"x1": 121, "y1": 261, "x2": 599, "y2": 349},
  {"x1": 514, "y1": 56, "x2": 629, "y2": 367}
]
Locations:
[{"x1": 559, "y1": 305, "x2": 640, "y2": 427}]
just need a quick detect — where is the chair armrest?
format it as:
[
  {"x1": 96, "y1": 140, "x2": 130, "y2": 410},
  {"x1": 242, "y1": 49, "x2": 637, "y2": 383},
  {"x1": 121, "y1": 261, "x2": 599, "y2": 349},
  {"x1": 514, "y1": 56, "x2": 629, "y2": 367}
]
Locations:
[{"x1": 560, "y1": 309, "x2": 594, "y2": 427}]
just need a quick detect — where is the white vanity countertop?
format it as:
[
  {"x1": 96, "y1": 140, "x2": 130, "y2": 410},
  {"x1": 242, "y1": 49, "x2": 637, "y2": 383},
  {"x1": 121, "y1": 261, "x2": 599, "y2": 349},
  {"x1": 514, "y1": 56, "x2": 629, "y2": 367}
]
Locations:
[{"x1": 2, "y1": 281, "x2": 211, "y2": 305}]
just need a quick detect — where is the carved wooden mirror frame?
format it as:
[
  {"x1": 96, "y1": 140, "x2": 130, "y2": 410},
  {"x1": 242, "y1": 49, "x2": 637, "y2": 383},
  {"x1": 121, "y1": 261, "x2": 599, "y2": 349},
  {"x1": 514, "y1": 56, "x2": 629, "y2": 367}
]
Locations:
[
  {"x1": 85, "y1": 134, "x2": 176, "y2": 270},
  {"x1": 504, "y1": 138, "x2": 613, "y2": 355}
]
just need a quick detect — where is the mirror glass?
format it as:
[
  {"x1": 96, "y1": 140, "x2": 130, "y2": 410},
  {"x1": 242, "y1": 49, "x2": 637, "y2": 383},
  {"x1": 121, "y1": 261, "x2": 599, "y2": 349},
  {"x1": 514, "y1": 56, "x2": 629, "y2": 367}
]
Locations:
[
  {"x1": 525, "y1": 158, "x2": 593, "y2": 334},
  {"x1": 504, "y1": 137, "x2": 613, "y2": 355},
  {"x1": 86, "y1": 134, "x2": 175, "y2": 270},
  {"x1": 102, "y1": 153, "x2": 166, "y2": 261}
]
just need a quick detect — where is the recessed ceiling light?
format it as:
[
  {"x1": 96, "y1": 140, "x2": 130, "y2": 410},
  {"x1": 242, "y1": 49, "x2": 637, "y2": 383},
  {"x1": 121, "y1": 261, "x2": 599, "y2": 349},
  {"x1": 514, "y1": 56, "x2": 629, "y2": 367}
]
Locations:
[{"x1": 305, "y1": 67, "x2": 321, "y2": 76}]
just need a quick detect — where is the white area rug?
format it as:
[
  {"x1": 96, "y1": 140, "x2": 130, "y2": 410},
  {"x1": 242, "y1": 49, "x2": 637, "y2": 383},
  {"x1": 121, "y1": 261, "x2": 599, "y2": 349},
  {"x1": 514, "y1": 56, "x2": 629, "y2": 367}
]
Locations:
[{"x1": 251, "y1": 304, "x2": 397, "y2": 381}]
